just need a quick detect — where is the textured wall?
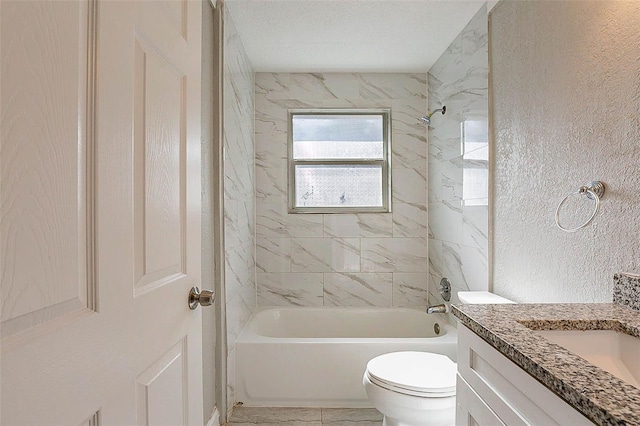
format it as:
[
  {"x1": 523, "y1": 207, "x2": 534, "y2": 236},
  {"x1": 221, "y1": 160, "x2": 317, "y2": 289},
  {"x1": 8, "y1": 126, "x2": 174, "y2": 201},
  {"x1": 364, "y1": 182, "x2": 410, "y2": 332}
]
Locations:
[
  {"x1": 428, "y1": 6, "x2": 489, "y2": 305},
  {"x1": 491, "y1": 1, "x2": 640, "y2": 303},
  {"x1": 223, "y1": 6, "x2": 255, "y2": 412},
  {"x1": 255, "y1": 73, "x2": 429, "y2": 308}
]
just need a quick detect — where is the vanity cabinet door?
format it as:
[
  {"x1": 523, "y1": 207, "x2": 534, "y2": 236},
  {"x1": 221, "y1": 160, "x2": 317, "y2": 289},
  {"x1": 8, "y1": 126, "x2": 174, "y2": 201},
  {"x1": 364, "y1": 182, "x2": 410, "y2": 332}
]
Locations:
[
  {"x1": 457, "y1": 325, "x2": 594, "y2": 426},
  {"x1": 456, "y1": 374, "x2": 505, "y2": 426}
]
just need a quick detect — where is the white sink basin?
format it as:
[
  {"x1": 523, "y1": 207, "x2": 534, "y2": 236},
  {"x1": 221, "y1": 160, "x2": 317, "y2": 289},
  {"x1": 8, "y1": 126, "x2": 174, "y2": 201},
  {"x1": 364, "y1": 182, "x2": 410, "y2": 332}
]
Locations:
[{"x1": 535, "y1": 329, "x2": 640, "y2": 388}]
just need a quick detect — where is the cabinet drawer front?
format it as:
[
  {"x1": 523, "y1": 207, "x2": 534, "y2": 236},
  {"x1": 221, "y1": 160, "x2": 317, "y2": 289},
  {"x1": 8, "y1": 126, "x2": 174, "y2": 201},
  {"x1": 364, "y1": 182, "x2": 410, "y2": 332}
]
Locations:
[{"x1": 456, "y1": 374, "x2": 505, "y2": 426}]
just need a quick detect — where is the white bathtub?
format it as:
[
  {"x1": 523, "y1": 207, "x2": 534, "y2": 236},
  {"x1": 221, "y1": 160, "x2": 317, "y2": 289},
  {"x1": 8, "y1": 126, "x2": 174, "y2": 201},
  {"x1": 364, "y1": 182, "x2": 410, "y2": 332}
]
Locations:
[{"x1": 235, "y1": 307, "x2": 457, "y2": 407}]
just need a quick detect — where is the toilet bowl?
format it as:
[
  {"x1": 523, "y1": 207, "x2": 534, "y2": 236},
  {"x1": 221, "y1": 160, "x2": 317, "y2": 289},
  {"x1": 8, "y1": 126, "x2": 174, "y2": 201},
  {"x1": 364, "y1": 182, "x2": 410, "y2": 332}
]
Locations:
[
  {"x1": 363, "y1": 291, "x2": 515, "y2": 426},
  {"x1": 363, "y1": 351, "x2": 456, "y2": 426}
]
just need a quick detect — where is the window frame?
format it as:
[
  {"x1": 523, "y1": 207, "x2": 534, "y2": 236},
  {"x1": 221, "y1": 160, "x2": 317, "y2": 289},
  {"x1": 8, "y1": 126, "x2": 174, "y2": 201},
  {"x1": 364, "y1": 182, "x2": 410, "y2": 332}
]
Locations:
[{"x1": 287, "y1": 109, "x2": 392, "y2": 214}]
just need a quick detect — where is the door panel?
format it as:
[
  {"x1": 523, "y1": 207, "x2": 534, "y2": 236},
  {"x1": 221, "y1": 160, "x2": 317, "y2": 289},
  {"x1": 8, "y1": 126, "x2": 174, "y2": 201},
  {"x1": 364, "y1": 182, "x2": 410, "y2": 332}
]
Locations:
[
  {"x1": 136, "y1": 340, "x2": 188, "y2": 426},
  {"x1": 133, "y1": 36, "x2": 187, "y2": 294},
  {"x1": 1, "y1": 1, "x2": 203, "y2": 424},
  {"x1": 1, "y1": 0, "x2": 96, "y2": 339}
]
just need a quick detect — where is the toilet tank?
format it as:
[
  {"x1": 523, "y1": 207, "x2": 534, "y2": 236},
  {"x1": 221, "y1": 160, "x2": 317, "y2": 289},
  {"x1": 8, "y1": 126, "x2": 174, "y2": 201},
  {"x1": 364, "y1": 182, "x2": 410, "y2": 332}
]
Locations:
[{"x1": 458, "y1": 291, "x2": 515, "y2": 304}]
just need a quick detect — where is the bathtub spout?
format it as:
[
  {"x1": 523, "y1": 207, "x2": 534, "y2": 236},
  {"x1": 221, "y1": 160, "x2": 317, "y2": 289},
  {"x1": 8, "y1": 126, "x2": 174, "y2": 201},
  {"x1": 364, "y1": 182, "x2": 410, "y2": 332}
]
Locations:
[{"x1": 426, "y1": 304, "x2": 449, "y2": 314}]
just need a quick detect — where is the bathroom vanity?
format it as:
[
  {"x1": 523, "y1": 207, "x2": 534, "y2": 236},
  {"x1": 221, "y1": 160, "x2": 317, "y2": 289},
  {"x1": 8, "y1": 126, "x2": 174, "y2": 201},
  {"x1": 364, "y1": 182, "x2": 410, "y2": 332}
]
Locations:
[{"x1": 452, "y1": 300, "x2": 640, "y2": 426}]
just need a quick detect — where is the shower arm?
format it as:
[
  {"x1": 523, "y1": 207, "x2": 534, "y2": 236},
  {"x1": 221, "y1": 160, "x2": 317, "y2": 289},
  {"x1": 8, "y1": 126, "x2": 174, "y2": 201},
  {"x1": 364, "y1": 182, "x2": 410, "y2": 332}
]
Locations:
[
  {"x1": 428, "y1": 105, "x2": 446, "y2": 118},
  {"x1": 419, "y1": 105, "x2": 446, "y2": 125}
]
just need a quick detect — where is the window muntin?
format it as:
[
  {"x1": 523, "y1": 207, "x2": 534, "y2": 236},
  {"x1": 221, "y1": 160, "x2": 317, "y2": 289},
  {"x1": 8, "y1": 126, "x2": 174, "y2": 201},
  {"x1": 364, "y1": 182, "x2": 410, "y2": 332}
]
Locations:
[{"x1": 289, "y1": 110, "x2": 391, "y2": 213}]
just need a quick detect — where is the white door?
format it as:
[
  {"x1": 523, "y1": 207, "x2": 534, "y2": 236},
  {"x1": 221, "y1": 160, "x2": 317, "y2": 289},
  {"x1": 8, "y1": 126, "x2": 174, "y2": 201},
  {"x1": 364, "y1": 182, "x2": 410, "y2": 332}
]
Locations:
[{"x1": 1, "y1": 1, "x2": 204, "y2": 424}]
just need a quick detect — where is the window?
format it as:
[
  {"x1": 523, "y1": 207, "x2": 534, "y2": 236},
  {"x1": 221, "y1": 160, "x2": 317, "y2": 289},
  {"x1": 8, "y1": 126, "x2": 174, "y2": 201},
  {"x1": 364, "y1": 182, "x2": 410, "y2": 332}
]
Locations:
[
  {"x1": 288, "y1": 110, "x2": 391, "y2": 213},
  {"x1": 461, "y1": 119, "x2": 489, "y2": 207}
]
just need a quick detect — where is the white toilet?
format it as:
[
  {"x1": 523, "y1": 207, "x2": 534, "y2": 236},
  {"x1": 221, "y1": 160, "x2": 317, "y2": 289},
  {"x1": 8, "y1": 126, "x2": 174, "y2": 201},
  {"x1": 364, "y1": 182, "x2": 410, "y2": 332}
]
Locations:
[
  {"x1": 363, "y1": 291, "x2": 515, "y2": 426},
  {"x1": 363, "y1": 351, "x2": 456, "y2": 426}
]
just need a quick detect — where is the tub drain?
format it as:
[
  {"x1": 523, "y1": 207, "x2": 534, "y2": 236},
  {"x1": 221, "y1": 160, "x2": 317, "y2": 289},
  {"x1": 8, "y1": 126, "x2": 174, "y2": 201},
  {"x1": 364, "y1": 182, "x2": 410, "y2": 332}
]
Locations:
[{"x1": 434, "y1": 323, "x2": 440, "y2": 335}]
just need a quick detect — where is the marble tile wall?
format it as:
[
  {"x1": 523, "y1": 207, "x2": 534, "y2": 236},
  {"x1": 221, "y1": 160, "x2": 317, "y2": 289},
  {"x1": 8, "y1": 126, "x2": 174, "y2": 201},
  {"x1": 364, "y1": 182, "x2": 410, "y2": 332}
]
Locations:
[
  {"x1": 427, "y1": 5, "x2": 489, "y2": 305},
  {"x1": 255, "y1": 73, "x2": 429, "y2": 308},
  {"x1": 223, "y1": 6, "x2": 255, "y2": 414}
]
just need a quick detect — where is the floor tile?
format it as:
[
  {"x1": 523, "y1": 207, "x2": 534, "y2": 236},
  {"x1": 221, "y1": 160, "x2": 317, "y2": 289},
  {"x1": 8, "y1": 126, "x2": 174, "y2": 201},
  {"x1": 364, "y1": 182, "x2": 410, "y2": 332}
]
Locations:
[
  {"x1": 229, "y1": 406, "x2": 322, "y2": 423},
  {"x1": 229, "y1": 423, "x2": 323, "y2": 426},
  {"x1": 321, "y1": 408, "x2": 383, "y2": 423}
]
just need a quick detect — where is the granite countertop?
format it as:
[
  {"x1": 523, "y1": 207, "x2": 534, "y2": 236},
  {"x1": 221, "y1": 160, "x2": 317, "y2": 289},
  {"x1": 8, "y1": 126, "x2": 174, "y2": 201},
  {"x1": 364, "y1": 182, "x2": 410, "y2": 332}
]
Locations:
[{"x1": 452, "y1": 302, "x2": 640, "y2": 426}]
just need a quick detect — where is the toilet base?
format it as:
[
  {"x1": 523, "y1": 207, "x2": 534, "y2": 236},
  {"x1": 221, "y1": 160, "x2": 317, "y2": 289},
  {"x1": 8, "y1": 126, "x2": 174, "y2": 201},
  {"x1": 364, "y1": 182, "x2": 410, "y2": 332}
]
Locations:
[{"x1": 364, "y1": 373, "x2": 455, "y2": 426}]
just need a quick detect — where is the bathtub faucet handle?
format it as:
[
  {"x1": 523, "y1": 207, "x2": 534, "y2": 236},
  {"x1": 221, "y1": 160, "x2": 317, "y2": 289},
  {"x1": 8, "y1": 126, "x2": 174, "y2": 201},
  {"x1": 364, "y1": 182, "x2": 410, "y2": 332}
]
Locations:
[{"x1": 439, "y1": 278, "x2": 451, "y2": 302}]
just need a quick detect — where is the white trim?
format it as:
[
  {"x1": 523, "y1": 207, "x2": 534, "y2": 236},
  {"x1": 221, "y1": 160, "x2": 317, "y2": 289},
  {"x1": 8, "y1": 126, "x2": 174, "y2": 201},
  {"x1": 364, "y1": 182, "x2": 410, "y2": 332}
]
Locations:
[{"x1": 206, "y1": 407, "x2": 220, "y2": 426}]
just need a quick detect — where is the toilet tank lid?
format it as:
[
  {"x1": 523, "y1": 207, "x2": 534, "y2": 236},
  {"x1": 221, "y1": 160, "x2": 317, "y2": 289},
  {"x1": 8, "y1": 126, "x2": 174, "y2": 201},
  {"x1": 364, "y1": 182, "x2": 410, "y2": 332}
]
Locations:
[{"x1": 458, "y1": 291, "x2": 515, "y2": 304}]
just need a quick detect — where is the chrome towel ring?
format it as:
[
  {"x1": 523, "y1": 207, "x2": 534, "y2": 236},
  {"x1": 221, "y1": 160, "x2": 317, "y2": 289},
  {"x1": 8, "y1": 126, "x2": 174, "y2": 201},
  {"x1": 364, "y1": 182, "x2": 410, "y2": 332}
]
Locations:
[{"x1": 555, "y1": 181, "x2": 605, "y2": 233}]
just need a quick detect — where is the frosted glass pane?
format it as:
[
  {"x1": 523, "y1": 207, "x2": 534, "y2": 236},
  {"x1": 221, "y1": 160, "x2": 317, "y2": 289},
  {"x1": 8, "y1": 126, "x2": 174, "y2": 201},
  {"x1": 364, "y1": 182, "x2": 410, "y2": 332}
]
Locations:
[
  {"x1": 462, "y1": 119, "x2": 488, "y2": 155},
  {"x1": 463, "y1": 166, "x2": 488, "y2": 202},
  {"x1": 295, "y1": 165, "x2": 383, "y2": 208},
  {"x1": 292, "y1": 115, "x2": 384, "y2": 159}
]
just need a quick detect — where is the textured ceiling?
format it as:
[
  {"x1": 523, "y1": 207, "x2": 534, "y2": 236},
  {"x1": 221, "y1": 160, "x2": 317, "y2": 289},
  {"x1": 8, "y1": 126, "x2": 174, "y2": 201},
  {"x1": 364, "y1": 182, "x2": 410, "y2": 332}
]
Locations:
[{"x1": 224, "y1": 0, "x2": 486, "y2": 72}]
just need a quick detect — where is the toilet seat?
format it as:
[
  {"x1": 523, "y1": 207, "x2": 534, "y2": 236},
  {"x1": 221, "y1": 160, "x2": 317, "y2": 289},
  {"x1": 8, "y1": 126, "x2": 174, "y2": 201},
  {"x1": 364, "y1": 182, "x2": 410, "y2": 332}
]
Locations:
[{"x1": 365, "y1": 352, "x2": 456, "y2": 397}]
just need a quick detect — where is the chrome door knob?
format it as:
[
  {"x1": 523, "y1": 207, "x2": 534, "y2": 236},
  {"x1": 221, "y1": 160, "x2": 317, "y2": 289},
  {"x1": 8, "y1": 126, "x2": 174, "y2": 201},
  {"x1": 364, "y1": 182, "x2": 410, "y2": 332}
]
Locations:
[{"x1": 188, "y1": 286, "x2": 215, "y2": 310}]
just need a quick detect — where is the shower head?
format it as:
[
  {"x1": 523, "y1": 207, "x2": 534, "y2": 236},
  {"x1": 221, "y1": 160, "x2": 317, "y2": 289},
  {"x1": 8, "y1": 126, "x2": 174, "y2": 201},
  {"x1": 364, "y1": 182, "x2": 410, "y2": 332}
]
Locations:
[{"x1": 420, "y1": 105, "x2": 446, "y2": 125}]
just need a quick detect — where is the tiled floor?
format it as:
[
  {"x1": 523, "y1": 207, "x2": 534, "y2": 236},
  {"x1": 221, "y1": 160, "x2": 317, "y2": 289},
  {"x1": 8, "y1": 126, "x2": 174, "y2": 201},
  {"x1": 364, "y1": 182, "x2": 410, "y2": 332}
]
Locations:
[{"x1": 226, "y1": 406, "x2": 383, "y2": 426}]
